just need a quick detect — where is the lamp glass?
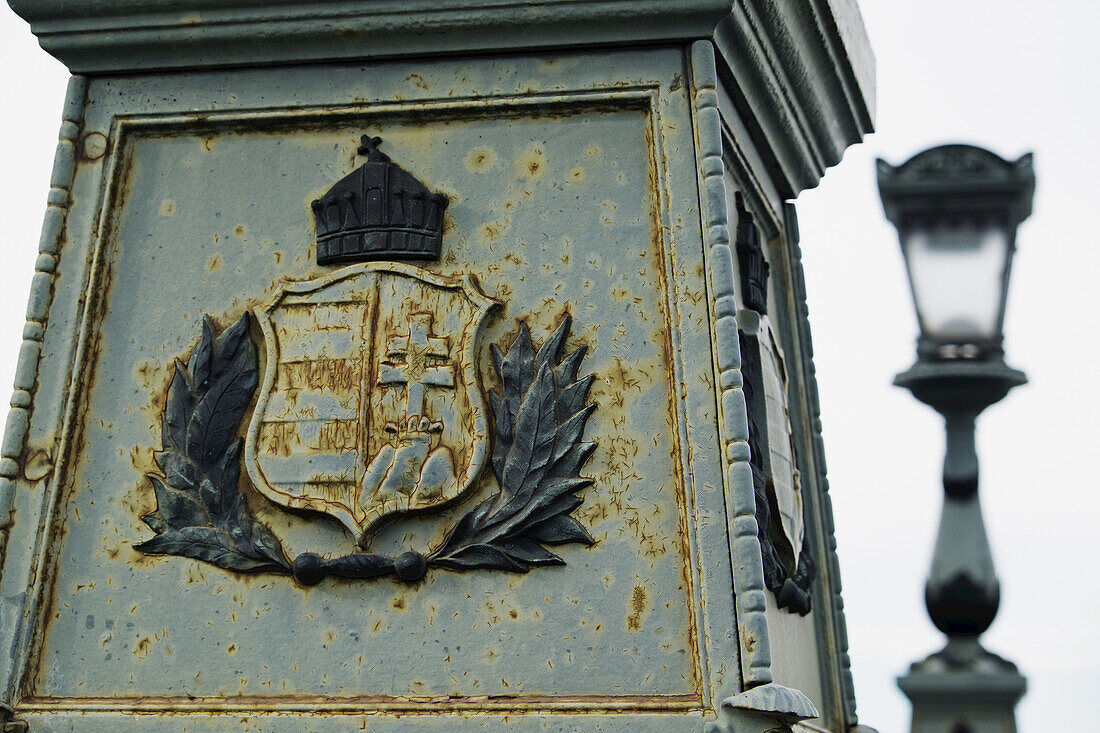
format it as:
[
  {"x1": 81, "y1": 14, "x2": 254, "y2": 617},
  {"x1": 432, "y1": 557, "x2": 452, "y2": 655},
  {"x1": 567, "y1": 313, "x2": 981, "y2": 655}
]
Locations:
[{"x1": 902, "y1": 220, "x2": 1009, "y2": 349}]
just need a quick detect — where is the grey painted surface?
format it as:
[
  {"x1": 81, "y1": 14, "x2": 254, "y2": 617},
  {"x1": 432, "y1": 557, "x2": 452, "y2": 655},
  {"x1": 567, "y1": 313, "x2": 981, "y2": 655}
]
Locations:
[
  {"x1": 0, "y1": 4, "x2": 876, "y2": 730},
  {"x1": 2, "y1": 48, "x2": 732, "y2": 730}
]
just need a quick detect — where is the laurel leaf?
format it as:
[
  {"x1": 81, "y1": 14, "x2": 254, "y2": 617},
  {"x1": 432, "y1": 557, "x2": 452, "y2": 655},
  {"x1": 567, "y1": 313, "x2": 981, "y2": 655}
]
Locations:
[
  {"x1": 527, "y1": 514, "x2": 594, "y2": 545},
  {"x1": 488, "y1": 390, "x2": 512, "y2": 480},
  {"x1": 498, "y1": 538, "x2": 563, "y2": 566},
  {"x1": 140, "y1": 511, "x2": 169, "y2": 534},
  {"x1": 558, "y1": 374, "x2": 595, "y2": 419},
  {"x1": 501, "y1": 361, "x2": 556, "y2": 496},
  {"x1": 136, "y1": 526, "x2": 283, "y2": 573},
  {"x1": 185, "y1": 333, "x2": 256, "y2": 472},
  {"x1": 499, "y1": 326, "x2": 534, "y2": 403},
  {"x1": 153, "y1": 450, "x2": 203, "y2": 495},
  {"x1": 515, "y1": 493, "x2": 586, "y2": 537},
  {"x1": 248, "y1": 519, "x2": 291, "y2": 569},
  {"x1": 553, "y1": 346, "x2": 587, "y2": 389},
  {"x1": 212, "y1": 438, "x2": 243, "y2": 497},
  {"x1": 163, "y1": 361, "x2": 196, "y2": 453},
  {"x1": 534, "y1": 315, "x2": 570, "y2": 372},
  {"x1": 148, "y1": 474, "x2": 209, "y2": 529},
  {"x1": 554, "y1": 403, "x2": 596, "y2": 459},
  {"x1": 550, "y1": 441, "x2": 597, "y2": 480},
  {"x1": 188, "y1": 318, "x2": 214, "y2": 392},
  {"x1": 431, "y1": 543, "x2": 530, "y2": 572},
  {"x1": 436, "y1": 497, "x2": 494, "y2": 552}
]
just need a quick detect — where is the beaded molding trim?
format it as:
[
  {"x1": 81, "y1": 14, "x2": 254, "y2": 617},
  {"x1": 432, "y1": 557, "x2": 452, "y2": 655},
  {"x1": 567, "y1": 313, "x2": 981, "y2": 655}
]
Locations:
[
  {"x1": 0, "y1": 76, "x2": 88, "y2": 542},
  {"x1": 689, "y1": 40, "x2": 774, "y2": 689}
]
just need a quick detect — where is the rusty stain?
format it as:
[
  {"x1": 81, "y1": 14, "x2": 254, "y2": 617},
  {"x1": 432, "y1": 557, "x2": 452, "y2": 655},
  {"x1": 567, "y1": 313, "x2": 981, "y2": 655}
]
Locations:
[
  {"x1": 404, "y1": 73, "x2": 430, "y2": 91},
  {"x1": 516, "y1": 147, "x2": 547, "y2": 179},
  {"x1": 158, "y1": 198, "x2": 176, "y2": 216},
  {"x1": 206, "y1": 253, "x2": 223, "y2": 272},
  {"x1": 626, "y1": 585, "x2": 649, "y2": 631},
  {"x1": 22, "y1": 449, "x2": 52, "y2": 482},
  {"x1": 464, "y1": 146, "x2": 496, "y2": 173}
]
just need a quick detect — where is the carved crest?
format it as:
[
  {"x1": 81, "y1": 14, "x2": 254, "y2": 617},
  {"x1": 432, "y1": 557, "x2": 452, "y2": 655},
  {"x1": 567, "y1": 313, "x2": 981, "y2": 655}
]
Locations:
[
  {"x1": 245, "y1": 263, "x2": 497, "y2": 545},
  {"x1": 135, "y1": 134, "x2": 598, "y2": 587}
]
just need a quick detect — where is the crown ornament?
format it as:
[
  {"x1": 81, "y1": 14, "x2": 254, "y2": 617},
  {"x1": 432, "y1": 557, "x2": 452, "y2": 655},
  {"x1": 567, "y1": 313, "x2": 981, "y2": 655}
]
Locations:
[{"x1": 311, "y1": 135, "x2": 449, "y2": 264}]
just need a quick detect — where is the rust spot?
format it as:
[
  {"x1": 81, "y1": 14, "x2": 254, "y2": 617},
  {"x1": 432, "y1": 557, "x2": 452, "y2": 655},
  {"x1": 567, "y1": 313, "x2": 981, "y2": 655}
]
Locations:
[
  {"x1": 158, "y1": 199, "x2": 176, "y2": 217},
  {"x1": 517, "y1": 148, "x2": 547, "y2": 179},
  {"x1": 568, "y1": 167, "x2": 585, "y2": 183},
  {"x1": 404, "y1": 73, "x2": 430, "y2": 91},
  {"x1": 480, "y1": 223, "x2": 502, "y2": 241},
  {"x1": 599, "y1": 199, "x2": 617, "y2": 228},
  {"x1": 227, "y1": 643, "x2": 238, "y2": 654},
  {"x1": 206, "y1": 254, "x2": 223, "y2": 272},
  {"x1": 391, "y1": 597, "x2": 406, "y2": 611},
  {"x1": 23, "y1": 449, "x2": 52, "y2": 482},
  {"x1": 201, "y1": 136, "x2": 216, "y2": 153},
  {"x1": 133, "y1": 637, "x2": 152, "y2": 658},
  {"x1": 626, "y1": 584, "x2": 649, "y2": 631},
  {"x1": 465, "y1": 146, "x2": 496, "y2": 173},
  {"x1": 233, "y1": 225, "x2": 246, "y2": 238}
]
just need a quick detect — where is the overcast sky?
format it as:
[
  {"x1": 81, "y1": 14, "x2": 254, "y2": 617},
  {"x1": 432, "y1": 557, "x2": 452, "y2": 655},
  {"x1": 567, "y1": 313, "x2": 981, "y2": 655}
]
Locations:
[{"x1": 1, "y1": 2, "x2": 1096, "y2": 731}]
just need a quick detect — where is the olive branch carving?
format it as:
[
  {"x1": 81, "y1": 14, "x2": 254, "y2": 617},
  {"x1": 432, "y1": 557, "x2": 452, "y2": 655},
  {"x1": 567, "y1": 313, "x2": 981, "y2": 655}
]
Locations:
[
  {"x1": 427, "y1": 314, "x2": 596, "y2": 571},
  {"x1": 134, "y1": 314, "x2": 291, "y2": 573}
]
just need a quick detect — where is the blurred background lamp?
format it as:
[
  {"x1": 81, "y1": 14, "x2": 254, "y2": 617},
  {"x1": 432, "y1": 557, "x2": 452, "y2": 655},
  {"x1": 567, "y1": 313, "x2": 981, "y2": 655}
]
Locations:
[
  {"x1": 877, "y1": 144, "x2": 1034, "y2": 733},
  {"x1": 877, "y1": 144, "x2": 1034, "y2": 361}
]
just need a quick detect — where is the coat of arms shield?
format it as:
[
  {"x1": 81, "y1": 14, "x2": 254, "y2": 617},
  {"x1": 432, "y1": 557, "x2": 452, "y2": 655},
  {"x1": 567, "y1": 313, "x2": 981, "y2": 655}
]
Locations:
[{"x1": 245, "y1": 263, "x2": 499, "y2": 544}]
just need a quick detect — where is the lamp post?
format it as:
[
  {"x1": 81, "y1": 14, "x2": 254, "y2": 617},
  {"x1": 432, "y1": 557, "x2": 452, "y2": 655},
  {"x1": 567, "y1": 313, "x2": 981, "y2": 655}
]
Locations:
[{"x1": 877, "y1": 144, "x2": 1033, "y2": 733}]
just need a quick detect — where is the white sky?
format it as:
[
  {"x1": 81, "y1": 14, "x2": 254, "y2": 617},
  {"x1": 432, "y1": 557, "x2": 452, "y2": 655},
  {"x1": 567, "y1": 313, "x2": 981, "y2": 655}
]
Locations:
[{"x1": 1, "y1": 2, "x2": 1096, "y2": 731}]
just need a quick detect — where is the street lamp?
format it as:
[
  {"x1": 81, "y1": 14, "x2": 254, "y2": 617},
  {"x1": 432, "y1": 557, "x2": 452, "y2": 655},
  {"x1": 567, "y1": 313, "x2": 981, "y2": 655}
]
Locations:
[{"x1": 877, "y1": 144, "x2": 1033, "y2": 733}]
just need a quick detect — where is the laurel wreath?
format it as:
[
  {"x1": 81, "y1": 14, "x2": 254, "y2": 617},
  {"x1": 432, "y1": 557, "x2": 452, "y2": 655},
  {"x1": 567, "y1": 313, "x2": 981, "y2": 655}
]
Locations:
[
  {"x1": 136, "y1": 313, "x2": 596, "y2": 584},
  {"x1": 134, "y1": 314, "x2": 291, "y2": 573}
]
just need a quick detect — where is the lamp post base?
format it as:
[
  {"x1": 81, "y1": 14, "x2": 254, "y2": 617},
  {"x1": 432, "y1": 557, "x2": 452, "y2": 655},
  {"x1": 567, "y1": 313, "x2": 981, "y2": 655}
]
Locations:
[{"x1": 898, "y1": 637, "x2": 1026, "y2": 733}]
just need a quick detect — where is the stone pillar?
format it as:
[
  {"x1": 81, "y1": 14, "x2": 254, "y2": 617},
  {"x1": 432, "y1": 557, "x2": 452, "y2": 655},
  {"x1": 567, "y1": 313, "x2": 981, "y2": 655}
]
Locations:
[{"x1": 1, "y1": 2, "x2": 874, "y2": 731}]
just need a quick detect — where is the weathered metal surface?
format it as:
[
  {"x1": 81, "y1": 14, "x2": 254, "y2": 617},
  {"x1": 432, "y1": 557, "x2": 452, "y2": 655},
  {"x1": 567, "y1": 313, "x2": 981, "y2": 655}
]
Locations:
[
  {"x1": 0, "y1": 49, "x2": 751, "y2": 730},
  {"x1": 0, "y1": 26, "x2": 874, "y2": 730}
]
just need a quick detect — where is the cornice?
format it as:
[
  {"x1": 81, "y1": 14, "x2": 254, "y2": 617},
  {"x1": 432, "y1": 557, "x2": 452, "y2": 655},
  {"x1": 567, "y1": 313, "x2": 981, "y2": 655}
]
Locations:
[
  {"x1": 10, "y1": 0, "x2": 874, "y2": 197},
  {"x1": 714, "y1": 0, "x2": 875, "y2": 198},
  {"x1": 9, "y1": 0, "x2": 732, "y2": 72}
]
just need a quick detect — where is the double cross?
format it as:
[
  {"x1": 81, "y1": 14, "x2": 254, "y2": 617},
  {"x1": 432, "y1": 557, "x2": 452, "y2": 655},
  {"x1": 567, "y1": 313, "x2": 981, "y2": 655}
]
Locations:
[{"x1": 378, "y1": 312, "x2": 455, "y2": 417}]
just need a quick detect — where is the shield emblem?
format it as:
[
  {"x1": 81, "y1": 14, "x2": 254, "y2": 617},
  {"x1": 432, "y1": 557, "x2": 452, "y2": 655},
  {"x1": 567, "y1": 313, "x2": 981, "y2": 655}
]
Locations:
[
  {"x1": 245, "y1": 263, "x2": 499, "y2": 544},
  {"x1": 758, "y1": 320, "x2": 805, "y2": 570}
]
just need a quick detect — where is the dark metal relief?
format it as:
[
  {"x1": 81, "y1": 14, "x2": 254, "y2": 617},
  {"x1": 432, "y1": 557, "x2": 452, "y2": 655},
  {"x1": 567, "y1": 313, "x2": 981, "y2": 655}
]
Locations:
[
  {"x1": 134, "y1": 315, "x2": 292, "y2": 573},
  {"x1": 736, "y1": 196, "x2": 815, "y2": 616},
  {"x1": 735, "y1": 192, "x2": 769, "y2": 315},
  {"x1": 312, "y1": 135, "x2": 449, "y2": 264},
  {"x1": 135, "y1": 136, "x2": 598, "y2": 586}
]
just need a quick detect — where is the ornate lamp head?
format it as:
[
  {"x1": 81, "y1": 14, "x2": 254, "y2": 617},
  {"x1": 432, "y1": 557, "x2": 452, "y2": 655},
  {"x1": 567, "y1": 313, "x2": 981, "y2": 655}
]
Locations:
[{"x1": 877, "y1": 144, "x2": 1034, "y2": 361}]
